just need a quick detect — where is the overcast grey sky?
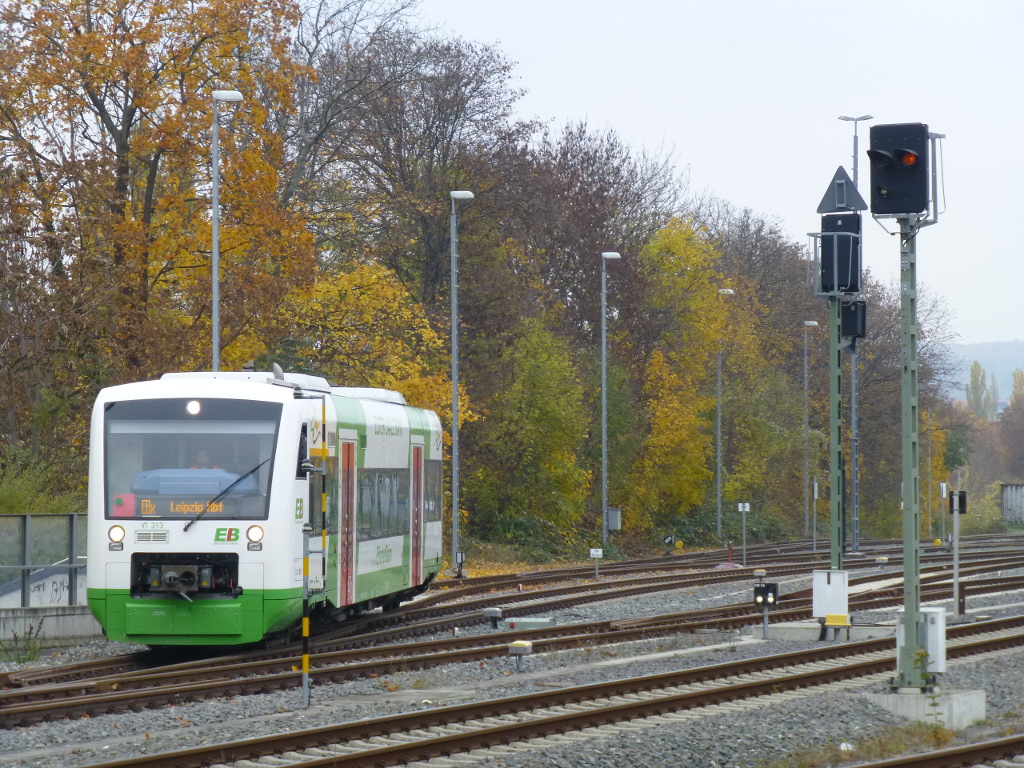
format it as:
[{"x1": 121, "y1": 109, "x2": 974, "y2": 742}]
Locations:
[{"x1": 417, "y1": 0, "x2": 1023, "y2": 345}]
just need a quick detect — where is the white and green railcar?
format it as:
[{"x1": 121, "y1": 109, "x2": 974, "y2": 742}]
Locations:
[{"x1": 87, "y1": 371, "x2": 443, "y2": 646}]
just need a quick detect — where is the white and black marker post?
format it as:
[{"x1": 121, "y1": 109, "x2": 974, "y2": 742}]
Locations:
[
  {"x1": 301, "y1": 521, "x2": 312, "y2": 707},
  {"x1": 738, "y1": 503, "x2": 750, "y2": 566},
  {"x1": 950, "y1": 490, "x2": 966, "y2": 615}
]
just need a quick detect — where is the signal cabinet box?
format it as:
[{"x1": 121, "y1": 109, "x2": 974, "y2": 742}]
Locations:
[
  {"x1": 820, "y1": 213, "x2": 861, "y2": 293},
  {"x1": 812, "y1": 569, "x2": 849, "y2": 618},
  {"x1": 841, "y1": 300, "x2": 866, "y2": 339},
  {"x1": 897, "y1": 606, "x2": 946, "y2": 673}
]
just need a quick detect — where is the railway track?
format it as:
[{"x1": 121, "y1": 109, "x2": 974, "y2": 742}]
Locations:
[
  {"x1": 35, "y1": 619, "x2": 1024, "y2": 768},
  {"x1": 841, "y1": 734, "x2": 1024, "y2": 767},
  {"x1": 5, "y1": 540, "x2": 1024, "y2": 768},
  {"x1": 4, "y1": 563, "x2": 1024, "y2": 726},
  {"x1": 6, "y1": 547, "x2": 1019, "y2": 694}
]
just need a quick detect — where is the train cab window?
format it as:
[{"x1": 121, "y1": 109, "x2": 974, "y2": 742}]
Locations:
[{"x1": 104, "y1": 398, "x2": 281, "y2": 521}]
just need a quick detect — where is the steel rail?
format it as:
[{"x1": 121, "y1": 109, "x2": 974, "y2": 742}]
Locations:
[
  {"x1": 4, "y1": 583, "x2": 1024, "y2": 726},
  {"x1": 44, "y1": 625, "x2": 1024, "y2": 768}
]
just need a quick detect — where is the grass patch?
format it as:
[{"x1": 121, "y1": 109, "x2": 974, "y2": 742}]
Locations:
[
  {"x1": 0, "y1": 618, "x2": 44, "y2": 663},
  {"x1": 756, "y1": 719, "x2": 1007, "y2": 768},
  {"x1": 438, "y1": 539, "x2": 568, "y2": 580}
]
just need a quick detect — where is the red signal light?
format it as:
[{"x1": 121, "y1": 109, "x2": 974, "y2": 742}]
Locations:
[{"x1": 896, "y1": 150, "x2": 918, "y2": 167}]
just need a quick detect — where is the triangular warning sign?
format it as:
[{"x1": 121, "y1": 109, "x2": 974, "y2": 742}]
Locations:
[{"x1": 816, "y1": 166, "x2": 868, "y2": 214}]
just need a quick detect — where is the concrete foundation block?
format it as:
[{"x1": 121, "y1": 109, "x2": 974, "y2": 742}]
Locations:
[
  {"x1": 863, "y1": 689, "x2": 986, "y2": 730},
  {"x1": 751, "y1": 621, "x2": 897, "y2": 642},
  {"x1": 505, "y1": 617, "x2": 555, "y2": 630}
]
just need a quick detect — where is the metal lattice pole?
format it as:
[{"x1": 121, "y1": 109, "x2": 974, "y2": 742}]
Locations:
[
  {"x1": 895, "y1": 215, "x2": 926, "y2": 689},
  {"x1": 828, "y1": 292, "x2": 844, "y2": 571}
]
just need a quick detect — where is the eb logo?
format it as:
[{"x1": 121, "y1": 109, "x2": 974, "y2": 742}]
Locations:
[{"x1": 214, "y1": 528, "x2": 240, "y2": 543}]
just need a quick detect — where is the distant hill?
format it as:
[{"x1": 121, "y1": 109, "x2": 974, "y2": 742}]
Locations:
[{"x1": 950, "y1": 341, "x2": 1024, "y2": 404}]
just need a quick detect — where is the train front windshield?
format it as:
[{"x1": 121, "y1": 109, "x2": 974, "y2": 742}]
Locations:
[{"x1": 104, "y1": 398, "x2": 282, "y2": 521}]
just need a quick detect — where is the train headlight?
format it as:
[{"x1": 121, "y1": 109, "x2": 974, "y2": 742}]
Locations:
[
  {"x1": 108, "y1": 525, "x2": 126, "y2": 543},
  {"x1": 246, "y1": 525, "x2": 265, "y2": 543}
]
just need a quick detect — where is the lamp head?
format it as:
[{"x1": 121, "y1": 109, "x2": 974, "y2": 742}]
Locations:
[
  {"x1": 838, "y1": 114, "x2": 873, "y2": 122},
  {"x1": 804, "y1": 320, "x2": 819, "y2": 327},
  {"x1": 601, "y1": 251, "x2": 621, "y2": 260},
  {"x1": 212, "y1": 90, "x2": 243, "y2": 102},
  {"x1": 450, "y1": 190, "x2": 474, "y2": 200},
  {"x1": 718, "y1": 288, "x2": 735, "y2": 296}
]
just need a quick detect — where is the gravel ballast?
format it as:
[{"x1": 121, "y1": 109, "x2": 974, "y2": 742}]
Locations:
[{"x1": 3, "y1": 569, "x2": 1024, "y2": 768}]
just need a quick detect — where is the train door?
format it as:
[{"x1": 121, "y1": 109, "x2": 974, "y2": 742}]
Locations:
[
  {"x1": 411, "y1": 444, "x2": 424, "y2": 584},
  {"x1": 298, "y1": 424, "x2": 326, "y2": 591},
  {"x1": 323, "y1": 440, "x2": 339, "y2": 608},
  {"x1": 339, "y1": 441, "x2": 356, "y2": 604}
]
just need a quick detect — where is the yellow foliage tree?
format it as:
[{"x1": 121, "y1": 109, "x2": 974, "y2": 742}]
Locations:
[
  {"x1": 627, "y1": 349, "x2": 711, "y2": 528},
  {"x1": 920, "y1": 409, "x2": 949, "y2": 537},
  {"x1": 623, "y1": 218, "x2": 728, "y2": 529},
  {"x1": 267, "y1": 262, "x2": 450, "y2": 416}
]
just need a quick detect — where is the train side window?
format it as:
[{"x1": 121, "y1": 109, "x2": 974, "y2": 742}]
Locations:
[{"x1": 296, "y1": 425, "x2": 308, "y2": 478}]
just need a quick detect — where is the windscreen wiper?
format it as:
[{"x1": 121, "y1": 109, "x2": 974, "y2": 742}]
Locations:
[{"x1": 183, "y1": 458, "x2": 270, "y2": 532}]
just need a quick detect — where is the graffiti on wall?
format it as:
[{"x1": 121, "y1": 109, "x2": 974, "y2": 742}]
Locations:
[{"x1": 0, "y1": 569, "x2": 85, "y2": 609}]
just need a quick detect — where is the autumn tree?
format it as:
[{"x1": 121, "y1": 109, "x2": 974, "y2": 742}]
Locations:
[
  {"x1": 849, "y1": 276, "x2": 958, "y2": 533},
  {"x1": 617, "y1": 220, "x2": 726, "y2": 533},
  {"x1": 997, "y1": 369, "x2": 1024, "y2": 481},
  {"x1": 522, "y1": 123, "x2": 686, "y2": 346},
  {"x1": 312, "y1": 29, "x2": 534, "y2": 308},
  {"x1": 693, "y1": 204, "x2": 824, "y2": 531},
  {"x1": 263, "y1": 261, "x2": 448, "y2": 412},
  {"x1": 461, "y1": 318, "x2": 590, "y2": 551},
  {"x1": 965, "y1": 361, "x2": 999, "y2": 420},
  {"x1": 272, "y1": 0, "x2": 420, "y2": 253},
  {"x1": 700, "y1": 203, "x2": 820, "y2": 340},
  {"x1": 0, "y1": 0, "x2": 315, "y2": 472}
]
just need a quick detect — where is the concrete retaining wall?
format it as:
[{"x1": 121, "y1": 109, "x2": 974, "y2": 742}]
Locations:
[{"x1": 0, "y1": 606, "x2": 104, "y2": 649}]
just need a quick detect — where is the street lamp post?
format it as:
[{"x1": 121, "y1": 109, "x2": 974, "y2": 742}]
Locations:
[
  {"x1": 601, "y1": 251, "x2": 621, "y2": 549},
  {"x1": 838, "y1": 114, "x2": 872, "y2": 187},
  {"x1": 211, "y1": 89, "x2": 243, "y2": 372},
  {"x1": 839, "y1": 114, "x2": 871, "y2": 554},
  {"x1": 450, "y1": 190, "x2": 474, "y2": 577},
  {"x1": 803, "y1": 320, "x2": 819, "y2": 537},
  {"x1": 715, "y1": 288, "x2": 735, "y2": 542}
]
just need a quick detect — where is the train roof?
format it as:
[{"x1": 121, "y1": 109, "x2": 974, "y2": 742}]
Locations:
[
  {"x1": 161, "y1": 371, "x2": 332, "y2": 392},
  {"x1": 159, "y1": 372, "x2": 407, "y2": 405},
  {"x1": 331, "y1": 387, "x2": 407, "y2": 405}
]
